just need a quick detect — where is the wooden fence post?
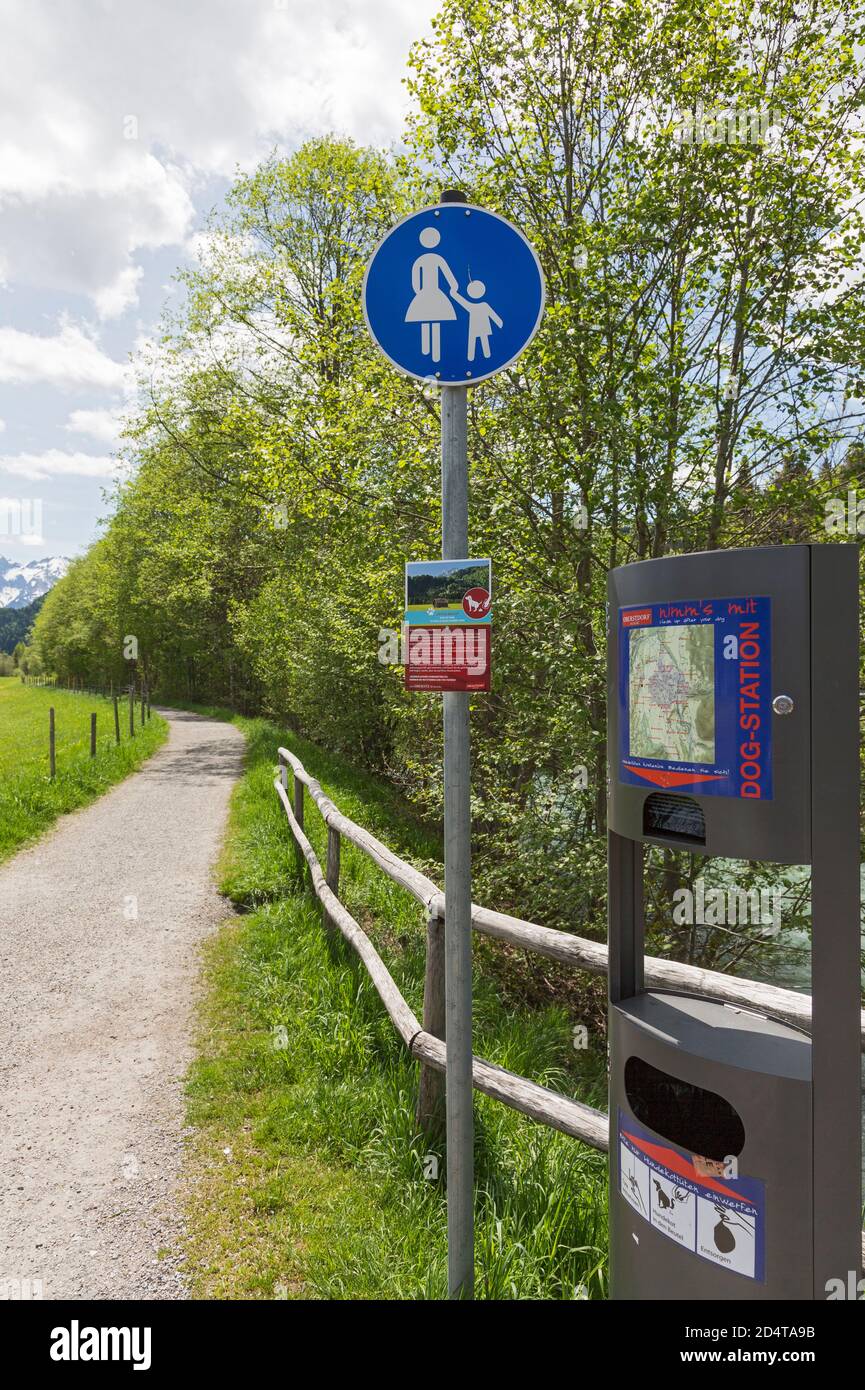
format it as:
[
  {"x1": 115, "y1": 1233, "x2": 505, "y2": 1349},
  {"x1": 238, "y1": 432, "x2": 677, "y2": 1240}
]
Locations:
[
  {"x1": 113, "y1": 694, "x2": 120, "y2": 745},
  {"x1": 49, "y1": 707, "x2": 56, "y2": 781},
  {"x1": 324, "y1": 824, "x2": 341, "y2": 941},
  {"x1": 129, "y1": 684, "x2": 134, "y2": 737},
  {"x1": 416, "y1": 910, "x2": 447, "y2": 1139},
  {"x1": 90, "y1": 713, "x2": 97, "y2": 758}
]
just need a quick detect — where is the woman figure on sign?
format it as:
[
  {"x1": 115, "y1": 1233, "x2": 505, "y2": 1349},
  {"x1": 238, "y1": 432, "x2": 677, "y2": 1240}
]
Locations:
[{"x1": 405, "y1": 226, "x2": 458, "y2": 364}]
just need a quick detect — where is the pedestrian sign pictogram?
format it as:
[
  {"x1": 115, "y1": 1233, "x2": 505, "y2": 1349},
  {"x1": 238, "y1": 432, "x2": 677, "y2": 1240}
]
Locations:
[{"x1": 363, "y1": 204, "x2": 545, "y2": 386}]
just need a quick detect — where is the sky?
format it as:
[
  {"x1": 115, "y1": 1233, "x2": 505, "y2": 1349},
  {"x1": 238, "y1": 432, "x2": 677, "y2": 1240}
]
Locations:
[{"x1": 0, "y1": 0, "x2": 439, "y2": 563}]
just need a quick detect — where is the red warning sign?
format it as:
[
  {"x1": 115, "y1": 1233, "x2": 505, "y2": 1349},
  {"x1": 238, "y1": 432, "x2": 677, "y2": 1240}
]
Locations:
[
  {"x1": 461, "y1": 587, "x2": 491, "y2": 620},
  {"x1": 404, "y1": 625, "x2": 490, "y2": 692}
]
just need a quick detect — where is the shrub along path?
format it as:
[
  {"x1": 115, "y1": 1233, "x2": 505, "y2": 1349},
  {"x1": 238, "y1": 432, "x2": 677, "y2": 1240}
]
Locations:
[{"x1": 0, "y1": 709, "x2": 244, "y2": 1299}]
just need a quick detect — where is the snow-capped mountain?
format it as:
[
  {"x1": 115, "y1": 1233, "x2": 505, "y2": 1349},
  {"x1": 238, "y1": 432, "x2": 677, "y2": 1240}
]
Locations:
[{"x1": 0, "y1": 556, "x2": 69, "y2": 609}]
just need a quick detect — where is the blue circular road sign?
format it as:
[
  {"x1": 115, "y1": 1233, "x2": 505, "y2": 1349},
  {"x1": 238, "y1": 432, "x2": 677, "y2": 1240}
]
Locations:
[{"x1": 362, "y1": 203, "x2": 545, "y2": 386}]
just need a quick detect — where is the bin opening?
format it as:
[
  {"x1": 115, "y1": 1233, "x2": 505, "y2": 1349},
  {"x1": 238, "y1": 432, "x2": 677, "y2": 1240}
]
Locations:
[
  {"x1": 642, "y1": 792, "x2": 706, "y2": 844},
  {"x1": 624, "y1": 1054, "x2": 745, "y2": 1162}
]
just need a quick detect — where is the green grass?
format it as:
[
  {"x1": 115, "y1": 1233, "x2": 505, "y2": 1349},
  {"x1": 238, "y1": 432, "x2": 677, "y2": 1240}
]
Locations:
[
  {"x1": 183, "y1": 713, "x2": 609, "y2": 1300},
  {"x1": 0, "y1": 676, "x2": 168, "y2": 862}
]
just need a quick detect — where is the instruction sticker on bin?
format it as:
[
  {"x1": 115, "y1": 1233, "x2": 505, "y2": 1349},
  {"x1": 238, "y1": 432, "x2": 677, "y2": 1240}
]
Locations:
[{"x1": 618, "y1": 1111, "x2": 765, "y2": 1282}]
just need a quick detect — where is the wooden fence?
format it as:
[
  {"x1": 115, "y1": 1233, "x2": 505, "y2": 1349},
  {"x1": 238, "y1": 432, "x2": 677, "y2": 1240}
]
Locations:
[
  {"x1": 20, "y1": 674, "x2": 147, "y2": 705},
  {"x1": 276, "y1": 746, "x2": 865, "y2": 1258},
  {"x1": 22, "y1": 680, "x2": 153, "y2": 778}
]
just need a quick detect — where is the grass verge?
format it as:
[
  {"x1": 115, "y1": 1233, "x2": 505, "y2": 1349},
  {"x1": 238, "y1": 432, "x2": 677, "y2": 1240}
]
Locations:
[
  {"x1": 183, "y1": 713, "x2": 609, "y2": 1299},
  {"x1": 0, "y1": 677, "x2": 168, "y2": 863}
]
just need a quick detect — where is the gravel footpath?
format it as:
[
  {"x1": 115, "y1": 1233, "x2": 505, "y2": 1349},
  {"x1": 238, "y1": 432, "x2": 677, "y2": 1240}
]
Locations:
[{"x1": 0, "y1": 709, "x2": 244, "y2": 1300}]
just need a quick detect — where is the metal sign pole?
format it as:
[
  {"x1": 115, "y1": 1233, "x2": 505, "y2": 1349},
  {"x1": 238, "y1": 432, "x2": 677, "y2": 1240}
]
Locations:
[
  {"x1": 441, "y1": 381, "x2": 474, "y2": 1300},
  {"x1": 362, "y1": 185, "x2": 544, "y2": 1301}
]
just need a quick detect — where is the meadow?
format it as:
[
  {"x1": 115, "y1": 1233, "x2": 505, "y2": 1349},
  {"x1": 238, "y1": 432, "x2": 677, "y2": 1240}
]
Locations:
[{"x1": 0, "y1": 677, "x2": 168, "y2": 862}]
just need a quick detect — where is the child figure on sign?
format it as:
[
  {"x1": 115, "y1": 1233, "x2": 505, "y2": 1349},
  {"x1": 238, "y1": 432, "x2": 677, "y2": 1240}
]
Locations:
[{"x1": 450, "y1": 280, "x2": 503, "y2": 362}]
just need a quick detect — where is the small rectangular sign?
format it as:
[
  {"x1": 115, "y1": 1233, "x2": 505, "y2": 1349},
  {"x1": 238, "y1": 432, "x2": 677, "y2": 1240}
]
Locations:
[
  {"x1": 404, "y1": 625, "x2": 490, "y2": 692},
  {"x1": 405, "y1": 558, "x2": 491, "y2": 625}
]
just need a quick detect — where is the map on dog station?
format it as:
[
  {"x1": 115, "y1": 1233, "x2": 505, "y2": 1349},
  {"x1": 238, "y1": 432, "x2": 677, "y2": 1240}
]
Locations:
[
  {"x1": 618, "y1": 595, "x2": 773, "y2": 799},
  {"x1": 628, "y1": 623, "x2": 715, "y2": 765}
]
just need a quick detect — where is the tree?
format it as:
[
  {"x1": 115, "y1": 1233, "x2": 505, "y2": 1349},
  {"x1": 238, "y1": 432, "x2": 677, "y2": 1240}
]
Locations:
[{"x1": 35, "y1": 12, "x2": 865, "y2": 975}]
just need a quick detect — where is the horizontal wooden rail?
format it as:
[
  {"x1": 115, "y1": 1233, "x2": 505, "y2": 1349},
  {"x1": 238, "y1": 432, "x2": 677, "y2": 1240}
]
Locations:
[
  {"x1": 411, "y1": 1030, "x2": 609, "y2": 1147},
  {"x1": 281, "y1": 753, "x2": 439, "y2": 906},
  {"x1": 276, "y1": 750, "x2": 865, "y2": 1262},
  {"x1": 274, "y1": 775, "x2": 607, "y2": 1149},
  {"x1": 275, "y1": 776, "x2": 421, "y2": 1046},
  {"x1": 278, "y1": 748, "x2": 865, "y2": 1044}
]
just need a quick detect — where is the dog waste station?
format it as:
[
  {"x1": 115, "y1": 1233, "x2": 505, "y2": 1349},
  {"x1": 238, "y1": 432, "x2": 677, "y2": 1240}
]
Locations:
[{"x1": 607, "y1": 544, "x2": 862, "y2": 1299}]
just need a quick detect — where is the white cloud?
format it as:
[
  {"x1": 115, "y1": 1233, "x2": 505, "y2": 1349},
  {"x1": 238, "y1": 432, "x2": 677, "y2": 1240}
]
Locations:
[
  {"x1": 0, "y1": 0, "x2": 438, "y2": 315},
  {"x1": 0, "y1": 418, "x2": 5, "y2": 432},
  {"x1": 65, "y1": 407, "x2": 125, "y2": 445},
  {"x1": 94, "y1": 264, "x2": 145, "y2": 321},
  {"x1": 0, "y1": 323, "x2": 128, "y2": 391},
  {"x1": 0, "y1": 450, "x2": 122, "y2": 481},
  {"x1": 0, "y1": 161, "x2": 193, "y2": 315},
  {"x1": 185, "y1": 231, "x2": 261, "y2": 284},
  {"x1": 0, "y1": 0, "x2": 439, "y2": 555}
]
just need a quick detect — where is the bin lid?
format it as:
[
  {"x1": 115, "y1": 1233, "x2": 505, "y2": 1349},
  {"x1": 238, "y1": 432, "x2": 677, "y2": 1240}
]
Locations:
[{"x1": 614, "y1": 990, "x2": 811, "y2": 1080}]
